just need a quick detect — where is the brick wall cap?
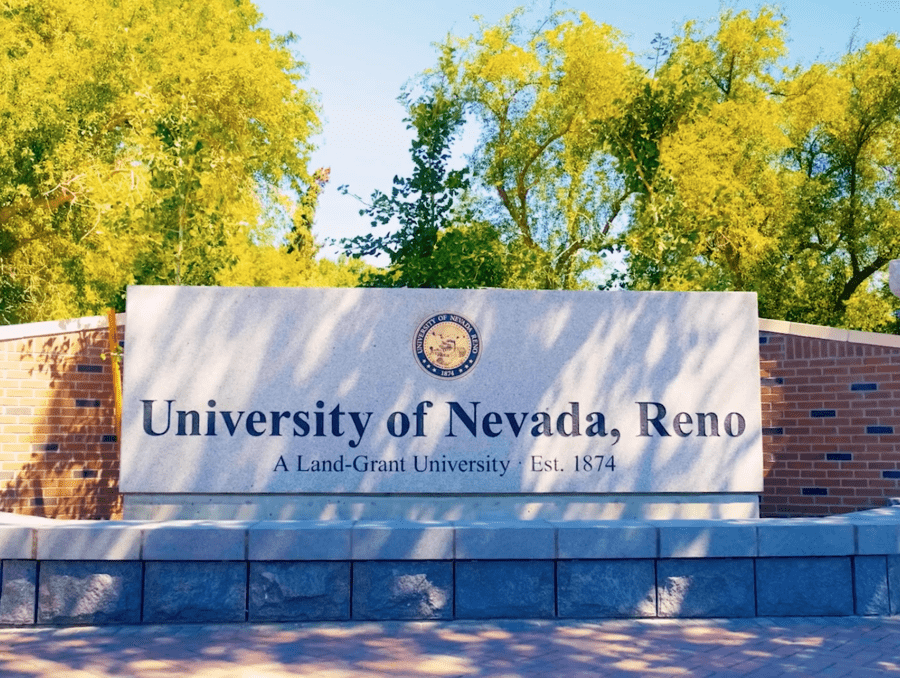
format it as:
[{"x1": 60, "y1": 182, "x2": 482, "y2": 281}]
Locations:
[
  {"x1": 759, "y1": 317, "x2": 900, "y2": 348},
  {"x1": 453, "y1": 519, "x2": 555, "y2": 529},
  {"x1": 658, "y1": 522, "x2": 757, "y2": 558},
  {"x1": 0, "y1": 313, "x2": 125, "y2": 342},
  {"x1": 832, "y1": 507, "x2": 900, "y2": 523},
  {"x1": 648, "y1": 518, "x2": 759, "y2": 527},
  {"x1": 353, "y1": 520, "x2": 453, "y2": 529},
  {"x1": 550, "y1": 519, "x2": 656, "y2": 528},
  {"x1": 141, "y1": 520, "x2": 258, "y2": 531},
  {"x1": 757, "y1": 520, "x2": 855, "y2": 557},
  {"x1": 142, "y1": 521, "x2": 249, "y2": 560},
  {"x1": 554, "y1": 521, "x2": 657, "y2": 559},
  {"x1": 249, "y1": 521, "x2": 352, "y2": 561},
  {"x1": 856, "y1": 523, "x2": 900, "y2": 555}
]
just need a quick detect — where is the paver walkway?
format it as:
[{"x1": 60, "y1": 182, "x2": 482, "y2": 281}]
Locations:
[{"x1": 0, "y1": 617, "x2": 898, "y2": 677}]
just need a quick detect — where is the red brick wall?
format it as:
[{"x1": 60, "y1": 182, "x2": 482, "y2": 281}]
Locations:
[
  {"x1": 760, "y1": 329, "x2": 900, "y2": 517},
  {"x1": 0, "y1": 318, "x2": 123, "y2": 519},
  {"x1": 2, "y1": 315, "x2": 899, "y2": 519}
]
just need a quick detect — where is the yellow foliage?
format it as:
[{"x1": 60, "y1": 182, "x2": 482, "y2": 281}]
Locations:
[
  {"x1": 0, "y1": 0, "x2": 321, "y2": 323},
  {"x1": 437, "y1": 8, "x2": 639, "y2": 288}
]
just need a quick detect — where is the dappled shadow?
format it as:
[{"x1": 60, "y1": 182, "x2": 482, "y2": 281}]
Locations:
[
  {"x1": 0, "y1": 325, "x2": 123, "y2": 519},
  {"x1": 0, "y1": 617, "x2": 899, "y2": 677},
  {"x1": 121, "y1": 287, "x2": 762, "y2": 521}
]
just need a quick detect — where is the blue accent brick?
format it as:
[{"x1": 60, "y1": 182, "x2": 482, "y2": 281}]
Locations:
[
  {"x1": 763, "y1": 427, "x2": 784, "y2": 435},
  {"x1": 826, "y1": 453, "x2": 852, "y2": 461},
  {"x1": 867, "y1": 426, "x2": 894, "y2": 434},
  {"x1": 810, "y1": 409, "x2": 836, "y2": 418},
  {"x1": 74, "y1": 399, "x2": 101, "y2": 408},
  {"x1": 801, "y1": 488, "x2": 828, "y2": 496},
  {"x1": 75, "y1": 364, "x2": 103, "y2": 373},
  {"x1": 759, "y1": 336, "x2": 769, "y2": 344},
  {"x1": 883, "y1": 471, "x2": 900, "y2": 479},
  {"x1": 851, "y1": 383, "x2": 878, "y2": 391}
]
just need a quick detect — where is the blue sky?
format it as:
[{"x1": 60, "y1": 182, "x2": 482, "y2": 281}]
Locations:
[{"x1": 253, "y1": 0, "x2": 900, "y2": 260}]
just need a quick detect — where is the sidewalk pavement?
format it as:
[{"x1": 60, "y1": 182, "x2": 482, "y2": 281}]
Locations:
[{"x1": 0, "y1": 617, "x2": 899, "y2": 678}]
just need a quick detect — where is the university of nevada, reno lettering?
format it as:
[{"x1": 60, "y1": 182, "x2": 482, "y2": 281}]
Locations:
[
  {"x1": 140, "y1": 398, "x2": 749, "y2": 482},
  {"x1": 120, "y1": 287, "x2": 763, "y2": 496}
]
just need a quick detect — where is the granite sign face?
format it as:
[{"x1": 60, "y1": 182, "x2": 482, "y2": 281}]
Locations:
[{"x1": 120, "y1": 286, "x2": 763, "y2": 495}]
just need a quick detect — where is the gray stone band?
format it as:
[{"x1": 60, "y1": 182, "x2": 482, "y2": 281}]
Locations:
[{"x1": 3, "y1": 508, "x2": 900, "y2": 624}]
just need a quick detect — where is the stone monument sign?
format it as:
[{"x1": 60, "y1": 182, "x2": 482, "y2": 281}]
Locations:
[{"x1": 120, "y1": 286, "x2": 762, "y2": 518}]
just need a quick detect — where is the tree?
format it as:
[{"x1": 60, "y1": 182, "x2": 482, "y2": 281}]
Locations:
[
  {"x1": 619, "y1": 7, "x2": 791, "y2": 295},
  {"x1": 433, "y1": 9, "x2": 640, "y2": 289},
  {"x1": 775, "y1": 37, "x2": 900, "y2": 328},
  {"x1": 617, "y1": 8, "x2": 900, "y2": 330},
  {"x1": 342, "y1": 93, "x2": 506, "y2": 288},
  {"x1": 0, "y1": 0, "x2": 321, "y2": 323}
]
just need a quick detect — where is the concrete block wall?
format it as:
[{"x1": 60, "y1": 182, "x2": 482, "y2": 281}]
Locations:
[
  {"x1": 3, "y1": 510, "x2": 900, "y2": 625},
  {"x1": 3, "y1": 314, "x2": 900, "y2": 520},
  {"x1": 0, "y1": 315, "x2": 124, "y2": 519}
]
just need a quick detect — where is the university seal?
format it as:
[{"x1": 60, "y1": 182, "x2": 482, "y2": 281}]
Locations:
[{"x1": 413, "y1": 313, "x2": 481, "y2": 379}]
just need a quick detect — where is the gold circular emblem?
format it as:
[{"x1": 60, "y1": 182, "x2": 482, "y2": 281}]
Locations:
[
  {"x1": 414, "y1": 313, "x2": 481, "y2": 379},
  {"x1": 422, "y1": 321, "x2": 471, "y2": 370}
]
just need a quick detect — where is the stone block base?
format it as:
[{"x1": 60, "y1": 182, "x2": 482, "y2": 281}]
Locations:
[
  {"x1": 558, "y1": 560, "x2": 656, "y2": 618},
  {"x1": 0, "y1": 561, "x2": 36, "y2": 625},
  {"x1": 353, "y1": 561, "x2": 452, "y2": 620},
  {"x1": 144, "y1": 562, "x2": 246, "y2": 623},
  {"x1": 250, "y1": 562, "x2": 349, "y2": 621},
  {"x1": 38, "y1": 561, "x2": 141, "y2": 624},
  {"x1": 757, "y1": 558, "x2": 853, "y2": 617},
  {"x1": 456, "y1": 561, "x2": 554, "y2": 619}
]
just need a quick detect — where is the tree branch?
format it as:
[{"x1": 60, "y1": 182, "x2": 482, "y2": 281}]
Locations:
[{"x1": 0, "y1": 186, "x2": 77, "y2": 226}]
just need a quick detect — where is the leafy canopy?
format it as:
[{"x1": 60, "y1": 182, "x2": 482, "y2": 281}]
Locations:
[
  {"x1": 341, "y1": 93, "x2": 505, "y2": 288},
  {"x1": 433, "y1": 9, "x2": 640, "y2": 289},
  {"x1": 0, "y1": 0, "x2": 325, "y2": 323},
  {"x1": 378, "y1": 5, "x2": 900, "y2": 329},
  {"x1": 619, "y1": 8, "x2": 900, "y2": 330}
]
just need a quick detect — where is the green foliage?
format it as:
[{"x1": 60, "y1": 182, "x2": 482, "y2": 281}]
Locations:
[
  {"x1": 433, "y1": 9, "x2": 640, "y2": 289},
  {"x1": 0, "y1": 0, "x2": 322, "y2": 323},
  {"x1": 217, "y1": 230, "x2": 370, "y2": 288},
  {"x1": 609, "y1": 8, "x2": 900, "y2": 330},
  {"x1": 341, "y1": 93, "x2": 504, "y2": 288},
  {"x1": 8, "y1": 0, "x2": 899, "y2": 331},
  {"x1": 374, "y1": 4, "x2": 897, "y2": 328},
  {"x1": 288, "y1": 167, "x2": 330, "y2": 260}
]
